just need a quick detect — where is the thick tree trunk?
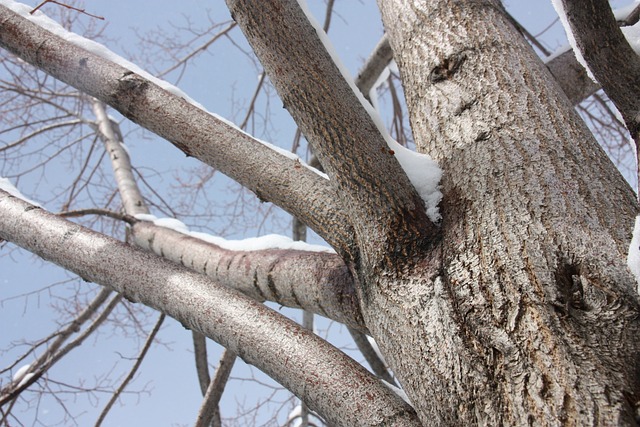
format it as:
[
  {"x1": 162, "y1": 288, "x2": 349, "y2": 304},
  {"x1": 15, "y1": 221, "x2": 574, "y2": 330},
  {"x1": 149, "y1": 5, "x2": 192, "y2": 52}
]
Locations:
[{"x1": 371, "y1": 0, "x2": 640, "y2": 424}]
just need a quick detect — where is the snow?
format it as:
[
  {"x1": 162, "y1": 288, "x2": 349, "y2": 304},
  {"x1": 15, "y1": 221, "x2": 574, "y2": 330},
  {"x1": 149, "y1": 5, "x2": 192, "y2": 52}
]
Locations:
[
  {"x1": 12, "y1": 364, "x2": 31, "y2": 381},
  {"x1": 0, "y1": 177, "x2": 41, "y2": 207},
  {"x1": 552, "y1": 0, "x2": 640, "y2": 81},
  {"x1": 0, "y1": 0, "x2": 326, "y2": 179},
  {"x1": 18, "y1": 373, "x2": 35, "y2": 387},
  {"x1": 366, "y1": 335, "x2": 386, "y2": 365},
  {"x1": 628, "y1": 215, "x2": 640, "y2": 292},
  {"x1": 381, "y1": 379, "x2": 412, "y2": 405},
  {"x1": 296, "y1": 0, "x2": 443, "y2": 222},
  {"x1": 133, "y1": 214, "x2": 335, "y2": 253}
]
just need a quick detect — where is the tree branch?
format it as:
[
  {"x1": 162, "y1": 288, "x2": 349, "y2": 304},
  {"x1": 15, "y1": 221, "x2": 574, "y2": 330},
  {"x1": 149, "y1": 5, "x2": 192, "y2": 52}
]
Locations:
[
  {"x1": 0, "y1": 192, "x2": 419, "y2": 426},
  {"x1": 194, "y1": 349, "x2": 236, "y2": 427},
  {"x1": 0, "y1": 5, "x2": 353, "y2": 254},
  {"x1": 131, "y1": 221, "x2": 365, "y2": 332},
  {"x1": 355, "y1": 36, "x2": 393, "y2": 98},
  {"x1": 226, "y1": 0, "x2": 438, "y2": 264},
  {"x1": 559, "y1": 0, "x2": 640, "y2": 137}
]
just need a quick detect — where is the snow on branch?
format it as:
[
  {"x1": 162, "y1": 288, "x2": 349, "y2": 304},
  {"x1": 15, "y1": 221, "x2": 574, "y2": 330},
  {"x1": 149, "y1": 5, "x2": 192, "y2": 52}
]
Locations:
[
  {"x1": 130, "y1": 219, "x2": 366, "y2": 331},
  {"x1": 0, "y1": 190, "x2": 419, "y2": 426},
  {"x1": 0, "y1": 1, "x2": 354, "y2": 254}
]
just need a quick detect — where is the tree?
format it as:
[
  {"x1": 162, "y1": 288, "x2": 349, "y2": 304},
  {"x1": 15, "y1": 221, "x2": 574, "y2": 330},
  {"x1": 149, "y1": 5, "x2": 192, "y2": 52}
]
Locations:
[{"x1": 1, "y1": 0, "x2": 639, "y2": 425}]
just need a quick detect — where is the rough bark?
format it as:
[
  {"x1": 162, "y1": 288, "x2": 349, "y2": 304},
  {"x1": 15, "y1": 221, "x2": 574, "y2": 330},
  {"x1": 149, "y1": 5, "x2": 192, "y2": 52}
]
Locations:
[
  {"x1": 0, "y1": 191, "x2": 420, "y2": 427},
  {"x1": 0, "y1": 5, "x2": 354, "y2": 254},
  {"x1": 226, "y1": 0, "x2": 437, "y2": 267},
  {"x1": 377, "y1": 0, "x2": 640, "y2": 424}
]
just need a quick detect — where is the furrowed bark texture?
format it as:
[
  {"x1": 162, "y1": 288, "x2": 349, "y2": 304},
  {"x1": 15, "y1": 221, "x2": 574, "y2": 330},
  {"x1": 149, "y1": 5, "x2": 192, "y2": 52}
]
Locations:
[
  {"x1": 376, "y1": 0, "x2": 640, "y2": 425},
  {"x1": 226, "y1": 0, "x2": 437, "y2": 268},
  {"x1": 0, "y1": 192, "x2": 420, "y2": 427},
  {"x1": 0, "y1": 5, "x2": 353, "y2": 254},
  {"x1": 131, "y1": 221, "x2": 365, "y2": 331}
]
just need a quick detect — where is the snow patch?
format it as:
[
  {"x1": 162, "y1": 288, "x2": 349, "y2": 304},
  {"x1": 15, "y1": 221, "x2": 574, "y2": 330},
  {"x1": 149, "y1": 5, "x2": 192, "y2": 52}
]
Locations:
[
  {"x1": 296, "y1": 0, "x2": 443, "y2": 222},
  {"x1": 0, "y1": 177, "x2": 41, "y2": 207},
  {"x1": 628, "y1": 215, "x2": 640, "y2": 293},
  {"x1": 134, "y1": 214, "x2": 335, "y2": 253},
  {"x1": 13, "y1": 364, "x2": 31, "y2": 381},
  {"x1": 381, "y1": 379, "x2": 412, "y2": 405},
  {"x1": 0, "y1": 0, "x2": 326, "y2": 179}
]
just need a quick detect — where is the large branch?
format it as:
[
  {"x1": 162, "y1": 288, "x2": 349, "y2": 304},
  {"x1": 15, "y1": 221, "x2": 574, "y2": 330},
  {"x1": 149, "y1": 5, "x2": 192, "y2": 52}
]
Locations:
[
  {"x1": 0, "y1": 191, "x2": 420, "y2": 427},
  {"x1": 558, "y1": 0, "x2": 640, "y2": 136},
  {"x1": 226, "y1": 0, "x2": 437, "y2": 264},
  {"x1": 0, "y1": 4, "x2": 353, "y2": 254},
  {"x1": 131, "y1": 221, "x2": 365, "y2": 331}
]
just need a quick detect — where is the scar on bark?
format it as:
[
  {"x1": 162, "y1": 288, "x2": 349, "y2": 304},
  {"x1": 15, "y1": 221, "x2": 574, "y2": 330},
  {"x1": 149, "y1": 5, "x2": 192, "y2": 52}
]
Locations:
[{"x1": 429, "y1": 52, "x2": 467, "y2": 84}]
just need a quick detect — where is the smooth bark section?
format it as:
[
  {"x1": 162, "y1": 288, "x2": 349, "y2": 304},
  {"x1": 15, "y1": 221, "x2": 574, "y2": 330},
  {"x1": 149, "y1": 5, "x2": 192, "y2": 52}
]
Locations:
[
  {"x1": 380, "y1": 0, "x2": 640, "y2": 424},
  {"x1": 194, "y1": 349, "x2": 236, "y2": 427},
  {"x1": 131, "y1": 221, "x2": 365, "y2": 332},
  {"x1": 0, "y1": 5, "x2": 353, "y2": 254},
  {"x1": 227, "y1": 0, "x2": 437, "y2": 265},
  {"x1": 355, "y1": 36, "x2": 393, "y2": 97},
  {"x1": 91, "y1": 99, "x2": 149, "y2": 216},
  {"x1": 561, "y1": 0, "x2": 640, "y2": 136},
  {"x1": 0, "y1": 192, "x2": 417, "y2": 427}
]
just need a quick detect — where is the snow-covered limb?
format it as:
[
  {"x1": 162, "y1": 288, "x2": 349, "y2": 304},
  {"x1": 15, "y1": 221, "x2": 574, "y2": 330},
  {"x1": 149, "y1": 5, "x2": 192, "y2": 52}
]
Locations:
[
  {"x1": 0, "y1": 191, "x2": 417, "y2": 426},
  {"x1": 0, "y1": 2, "x2": 353, "y2": 254},
  {"x1": 228, "y1": 0, "x2": 441, "y2": 267},
  {"x1": 552, "y1": 0, "x2": 640, "y2": 140},
  {"x1": 131, "y1": 220, "x2": 366, "y2": 332}
]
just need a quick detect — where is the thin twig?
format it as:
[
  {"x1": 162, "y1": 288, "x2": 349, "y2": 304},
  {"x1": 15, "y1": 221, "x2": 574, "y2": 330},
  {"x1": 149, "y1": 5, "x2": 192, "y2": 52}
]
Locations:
[
  {"x1": 30, "y1": 0, "x2": 104, "y2": 20},
  {"x1": 95, "y1": 313, "x2": 165, "y2": 427}
]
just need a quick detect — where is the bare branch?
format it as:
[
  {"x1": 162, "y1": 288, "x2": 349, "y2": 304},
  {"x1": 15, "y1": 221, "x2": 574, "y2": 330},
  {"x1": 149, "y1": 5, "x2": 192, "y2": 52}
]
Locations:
[
  {"x1": 194, "y1": 349, "x2": 236, "y2": 427},
  {"x1": 90, "y1": 99, "x2": 149, "y2": 216},
  {"x1": 95, "y1": 313, "x2": 165, "y2": 427},
  {"x1": 0, "y1": 192, "x2": 420, "y2": 426},
  {"x1": 0, "y1": 5, "x2": 354, "y2": 254},
  {"x1": 355, "y1": 36, "x2": 393, "y2": 98},
  {"x1": 558, "y1": 0, "x2": 640, "y2": 137}
]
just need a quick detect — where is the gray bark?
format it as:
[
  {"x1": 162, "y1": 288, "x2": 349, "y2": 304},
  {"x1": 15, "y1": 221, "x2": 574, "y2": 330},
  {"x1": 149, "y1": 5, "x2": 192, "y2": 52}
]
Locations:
[
  {"x1": 378, "y1": 0, "x2": 640, "y2": 424},
  {"x1": 0, "y1": 191, "x2": 419, "y2": 427},
  {"x1": 560, "y1": 0, "x2": 640, "y2": 137},
  {"x1": 0, "y1": 5, "x2": 354, "y2": 254},
  {"x1": 131, "y1": 221, "x2": 364, "y2": 331}
]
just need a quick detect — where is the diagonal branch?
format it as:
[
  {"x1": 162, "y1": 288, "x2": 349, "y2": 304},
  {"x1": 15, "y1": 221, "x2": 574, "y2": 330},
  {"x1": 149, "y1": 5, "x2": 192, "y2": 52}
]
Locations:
[
  {"x1": 0, "y1": 191, "x2": 420, "y2": 427},
  {"x1": 0, "y1": 4, "x2": 353, "y2": 254},
  {"x1": 226, "y1": 0, "x2": 437, "y2": 265},
  {"x1": 557, "y1": 0, "x2": 640, "y2": 137}
]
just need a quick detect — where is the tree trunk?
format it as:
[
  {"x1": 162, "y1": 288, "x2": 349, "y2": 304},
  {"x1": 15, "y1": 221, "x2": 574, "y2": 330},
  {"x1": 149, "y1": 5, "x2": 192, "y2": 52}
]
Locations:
[{"x1": 368, "y1": 0, "x2": 640, "y2": 424}]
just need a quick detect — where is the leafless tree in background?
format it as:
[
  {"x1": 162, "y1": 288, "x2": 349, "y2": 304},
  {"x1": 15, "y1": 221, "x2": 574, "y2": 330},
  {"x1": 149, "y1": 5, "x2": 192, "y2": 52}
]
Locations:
[{"x1": 0, "y1": 0, "x2": 639, "y2": 425}]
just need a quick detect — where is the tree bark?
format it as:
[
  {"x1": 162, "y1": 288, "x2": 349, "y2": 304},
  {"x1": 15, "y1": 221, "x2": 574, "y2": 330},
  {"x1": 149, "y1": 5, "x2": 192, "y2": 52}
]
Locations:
[
  {"x1": 0, "y1": 4, "x2": 354, "y2": 254},
  {"x1": 377, "y1": 0, "x2": 640, "y2": 424},
  {"x1": 0, "y1": 191, "x2": 420, "y2": 427}
]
